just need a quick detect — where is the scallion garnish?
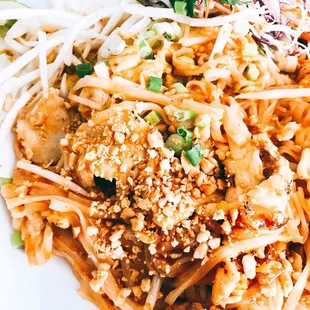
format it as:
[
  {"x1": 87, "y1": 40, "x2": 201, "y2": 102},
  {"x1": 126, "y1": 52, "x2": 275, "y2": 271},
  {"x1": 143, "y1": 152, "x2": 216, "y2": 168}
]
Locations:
[
  {"x1": 76, "y1": 63, "x2": 93, "y2": 78},
  {"x1": 139, "y1": 30, "x2": 156, "y2": 40},
  {"x1": 165, "y1": 134, "x2": 187, "y2": 156},
  {"x1": 11, "y1": 231, "x2": 24, "y2": 249},
  {"x1": 103, "y1": 59, "x2": 110, "y2": 67},
  {"x1": 5, "y1": 19, "x2": 17, "y2": 28},
  {"x1": 194, "y1": 114, "x2": 211, "y2": 129},
  {"x1": 173, "y1": 83, "x2": 188, "y2": 93},
  {"x1": 148, "y1": 76, "x2": 162, "y2": 93},
  {"x1": 139, "y1": 40, "x2": 154, "y2": 59},
  {"x1": 174, "y1": 109, "x2": 197, "y2": 122},
  {"x1": 0, "y1": 177, "x2": 12, "y2": 186},
  {"x1": 177, "y1": 127, "x2": 193, "y2": 147},
  {"x1": 186, "y1": 143, "x2": 203, "y2": 166},
  {"x1": 174, "y1": 1, "x2": 187, "y2": 15},
  {"x1": 144, "y1": 111, "x2": 162, "y2": 125},
  {"x1": 186, "y1": 0, "x2": 196, "y2": 17}
]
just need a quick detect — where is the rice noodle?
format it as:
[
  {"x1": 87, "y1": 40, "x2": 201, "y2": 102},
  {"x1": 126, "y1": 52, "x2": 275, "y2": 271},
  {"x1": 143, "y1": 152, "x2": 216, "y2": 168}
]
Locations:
[
  {"x1": 236, "y1": 88, "x2": 310, "y2": 100},
  {"x1": 283, "y1": 237, "x2": 310, "y2": 310},
  {"x1": 16, "y1": 161, "x2": 89, "y2": 197},
  {"x1": 165, "y1": 232, "x2": 287, "y2": 305},
  {"x1": 72, "y1": 76, "x2": 173, "y2": 106}
]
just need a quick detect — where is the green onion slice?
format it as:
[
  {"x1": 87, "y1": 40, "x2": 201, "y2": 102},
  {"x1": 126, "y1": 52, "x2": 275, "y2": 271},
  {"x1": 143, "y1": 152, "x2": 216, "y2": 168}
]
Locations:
[
  {"x1": 0, "y1": 177, "x2": 12, "y2": 186},
  {"x1": 174, "y1": 109, "x2": 197, "y2": 122},
  {"x1": 173, "y1": 82, "x2": 188, "y2": 93},
  {"x1": 103, "y1": 59, "x2": 110, "y2": 67},
  {"x1": 177, "y1": 127, "x2": 193, "y2": 147},
  {"x1": 144, "y1": 111, "x2": 162, "y2": 125},
  {"x1": 148, "y1": 76, "x2": 162, "y2": 93},
  {"x1": 174, "y1": 1, "x2": 187, "y2": 15},
  {"x1": 165, "y1": 134, "x2": 187, "y2": 156},
  {"x1": 11, "y1": 231, "x2": 24, "y2": 249},
  {"x1": 186, "y1": 143, "x2": 203, "y2": 166},
  {"x1": 76, "y1": 63, "x2": 93, "y2": 78},
  {"x1": 139, "y1": 30, "x2": 156, "y2": 40},
  {"x1": 194, "y1": 114, "x2": 211, "y2": 129}
]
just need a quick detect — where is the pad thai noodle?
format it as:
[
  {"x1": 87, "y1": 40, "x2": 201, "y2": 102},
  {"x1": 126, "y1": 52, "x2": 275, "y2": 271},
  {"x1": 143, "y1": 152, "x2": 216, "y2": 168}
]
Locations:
[{"x1": 1, "y1": 0, "x2": 310, "y2": 309}]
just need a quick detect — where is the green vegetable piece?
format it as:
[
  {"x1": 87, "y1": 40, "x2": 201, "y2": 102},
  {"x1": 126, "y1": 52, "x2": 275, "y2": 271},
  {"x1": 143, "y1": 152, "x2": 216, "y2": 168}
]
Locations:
[
  {"x1": 0, "y1": 177, "x2": 12, "y2": 186},
  {"x1": 103, "y1": 59, "x2": 110, "y2": 67},
  {"x1": 194, "y1": 114, "x2": 211, "y2": 129},
  {"x1": 186, "y1": 0, "x2": 196, "y2": 17},
  {"x1": 174, "y1": 1, "x2": 187, "y2": 15},
  {"x1": 218, "y1": 0, "x2": 240, "y2": 5},
  {"x1": 11, "y1": 231, "x2": 24, "y2": 249},
  {"x1": 165, "y1": 134, "x2": 187, "y2": 156},
  {"x1": 185, "y1": 143, "x2": 203, "y2": 166},
  {"x1": 148, "y1": 76, "x2": 162, "y2": 93},
  {"x1": 5, "y1": 19, "x2": 17, "y2": 28},
  {"x1": 144, "y1": 111, "x2": 162, "y2": 125},
  {"x1": 174, "y1": 109, "x2": 197, "y2": 122},
  {"x1": 177, "y1": 127, "x2": 193, "y2": 147},
  {"x1": 173, "y1": 82, "x2": 188, "y2": 93},
  {"x1": 138, "y1": 30, "x2": 156, "y2": 40},
  {"x1": 76, "y1": 63, "x2": 93, "y2": 78}
]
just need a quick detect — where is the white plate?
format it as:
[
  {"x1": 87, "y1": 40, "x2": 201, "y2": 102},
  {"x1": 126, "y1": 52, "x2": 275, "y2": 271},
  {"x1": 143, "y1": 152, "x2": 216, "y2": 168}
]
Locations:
[{"x1": 0, "y1": 1, "x2": 96, "y2": 309}]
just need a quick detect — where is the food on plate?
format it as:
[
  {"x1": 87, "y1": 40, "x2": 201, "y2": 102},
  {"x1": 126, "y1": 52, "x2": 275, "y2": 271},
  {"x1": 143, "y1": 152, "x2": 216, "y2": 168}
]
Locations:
[{"x1": 1, "y1": 0, "x2": 310, "y2": 309}]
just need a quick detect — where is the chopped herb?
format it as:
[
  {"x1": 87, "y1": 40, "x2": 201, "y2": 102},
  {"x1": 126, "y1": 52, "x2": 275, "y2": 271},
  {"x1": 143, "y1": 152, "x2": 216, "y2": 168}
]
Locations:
[
  {"x1": 186, "y1": 0, "x2": 196, "y2": 17},
  {"x1": 163, "y1": 32, "x2": 172, "y2": 41},
  {"x1": 0, "y1": 177, "x2": 12, "y2": 186},
  {"x1": 148, "y1": 76, "x2": 162, "y2": 93},
  {"x1": 165, "y1": 134, "x2": 187, "y2": 156},
  {"x1": 177, "y1": 127, "x2": 193, "y2": 147},
  {"x1": 144, "y1": 111, "x2": 162, "y2": 125},
  {"x1": 174, "y1": 109, "x2": 197, "y2": 122},
  {"x1": 218, "y1": 0, "x2": 240, "y2": 5},
  {"x1": 76, "y1": 63, "x2": 93, "y2": 78},
  {"x1": 103, "y1": 59, "x2": 110, "y2": 67},
  {"x1": 185, "y1": 143, "x2": 203, "y2": 166},
  {"x1": 174, "y1": 1, "x2": 187, "y2": 15},
  {"x1": 5, "y1": 19, "x2": 17, "y2": 29},
  {"x1": 139, "y1": 30, "x2": 156, "y2": 40},
  {"x1": 11, "y1": 231, "x2": 24, "y2": 249},
  {"x1": 194, "y1": 114, "x2": 211, "y2": 129},
  {"x1": 173, "y1": 82, "x2": 188, "y2": 93}
]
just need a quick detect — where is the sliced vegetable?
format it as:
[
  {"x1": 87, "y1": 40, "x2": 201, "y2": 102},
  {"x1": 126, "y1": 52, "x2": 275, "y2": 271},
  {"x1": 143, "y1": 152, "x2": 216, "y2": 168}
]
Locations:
[
  {"x1": 218, "y1": 0, "x2": 240, "y2": 5},
  {"x1": 139, "y1": 40, "x2": 154, "y2": 59},
  {"x1": 11, "y1": 231, "x2": 24, "y2": 249},
  {"x1": 152, "y1": 22, "x2": 182, "y2": 41},
  {"x1": 138, "y1": 30, "x2": 156, "y2": 40},
  {"x1": 165, "y1": 134, "x2": 187, "y2": 156},
  {"x1": 186, "y1": 0, "x2": 196, "y2": 17},
  {"x1": 244, "y1": 64, "x2": 260, "y2": 81},
  {"x1": 174, "y1": 1, "x2": 187, "y2": 15},
  {"x1": 185, "y1": 143, "x2": 203, "y2": 166},
  {"x1": 194, "y1": 114, "x2": 211, "y2": 129},
  {"x1": 242, "y1": 43, "x2": 258, "y2": 57},
  {"x1": 76, "y1": 63, "x2": 93, "y2": 78},
  {"x1": 148, "y1": 76, "x2": 162, "y2": 93},
  {"x1": 174, "y1": 109, "x2": 197, "y2": 122},
  {"x1": 177, "y1": 127, "x2": 193, "y2": 147},
  {"x1": 144, "y1": 110, "x2": 162, "y2": 125},
  {"x1": 0, "y1": 177, "x2": 12, "y2": 186},
  {"x1": 173, "y1": 82, "x2": 188, "y2": 93},
  {"x1": 103, "y1": 59, "x2": 110, "y2": 66},
  {"x1": 5, "y1": 19, "x2": 17, "y2": 28}
]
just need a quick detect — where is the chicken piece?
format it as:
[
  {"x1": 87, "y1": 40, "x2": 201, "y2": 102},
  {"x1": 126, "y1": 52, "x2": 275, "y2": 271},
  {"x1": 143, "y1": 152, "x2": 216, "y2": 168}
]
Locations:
[
  {"x1": 16, "y1": 88, "x2": 76, "y2": 165},
  {"x1": 212, "y1": 258, "x2": 241, "y2": 307},
  {"x1": 67, "y1": 108, "x2": 150, "y2": 191}
]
